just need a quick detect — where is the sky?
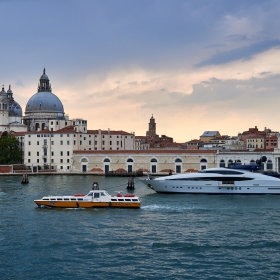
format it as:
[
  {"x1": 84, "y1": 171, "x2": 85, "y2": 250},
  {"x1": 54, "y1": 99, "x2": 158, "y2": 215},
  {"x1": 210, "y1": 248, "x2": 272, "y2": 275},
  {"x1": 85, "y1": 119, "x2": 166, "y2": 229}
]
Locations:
[{"x1": 1, "y1": 0, "x2": 280, "y2": 142}]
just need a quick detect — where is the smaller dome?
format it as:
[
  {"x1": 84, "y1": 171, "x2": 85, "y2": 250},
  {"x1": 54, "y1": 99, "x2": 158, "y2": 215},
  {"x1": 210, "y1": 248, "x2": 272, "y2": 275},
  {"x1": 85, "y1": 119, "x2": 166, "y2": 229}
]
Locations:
[
  {"x1": 0, "y1": 86, "x2": 7, "y2": 96},
  {"x1": 9, "y1": 100, "x2": 22, "y2": 117},
  {"x1": 40, "y1": 74, "x2": 49, "y2": 80},
  {"x1": 57, "y1": 113, "x2": 64, "y2": 120}
]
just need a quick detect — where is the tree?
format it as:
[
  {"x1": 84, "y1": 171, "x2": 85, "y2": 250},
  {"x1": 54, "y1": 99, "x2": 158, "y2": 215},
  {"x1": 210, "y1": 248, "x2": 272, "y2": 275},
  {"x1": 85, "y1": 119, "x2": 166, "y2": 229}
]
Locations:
[{"x1": 0, "y1": 133, "x2": 21, "y2": 164}]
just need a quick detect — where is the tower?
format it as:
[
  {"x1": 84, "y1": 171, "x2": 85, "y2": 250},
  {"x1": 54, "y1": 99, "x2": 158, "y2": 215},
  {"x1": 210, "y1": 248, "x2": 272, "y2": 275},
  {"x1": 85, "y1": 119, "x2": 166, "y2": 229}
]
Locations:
[
  {"x1": 0, "y1": 86, "x2": 10, "y2": 132},
  {"x1": 146, "y1": 114, "x2": 157, "y2": 137}
]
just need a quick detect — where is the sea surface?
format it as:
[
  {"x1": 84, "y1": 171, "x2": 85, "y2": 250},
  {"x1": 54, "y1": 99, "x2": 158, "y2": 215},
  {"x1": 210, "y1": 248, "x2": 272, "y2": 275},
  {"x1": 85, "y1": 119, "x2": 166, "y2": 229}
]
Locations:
[{"x1": 1, "y1": 175, "x2": 280, "y2": 279}]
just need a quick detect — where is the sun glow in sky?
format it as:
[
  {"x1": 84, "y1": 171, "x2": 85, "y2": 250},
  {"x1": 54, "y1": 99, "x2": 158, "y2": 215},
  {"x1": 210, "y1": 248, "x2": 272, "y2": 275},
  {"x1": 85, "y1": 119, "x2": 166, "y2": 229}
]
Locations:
[{"x1": 1, "y1": 0, "x2": 280, "y2": 142}]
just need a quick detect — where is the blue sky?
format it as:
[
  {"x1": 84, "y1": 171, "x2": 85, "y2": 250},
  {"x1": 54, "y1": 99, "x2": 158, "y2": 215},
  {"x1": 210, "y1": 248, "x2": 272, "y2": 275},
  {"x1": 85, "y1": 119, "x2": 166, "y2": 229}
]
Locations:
[{"x1": 1, "y1": 0, "x2": 280, "y2": 141}]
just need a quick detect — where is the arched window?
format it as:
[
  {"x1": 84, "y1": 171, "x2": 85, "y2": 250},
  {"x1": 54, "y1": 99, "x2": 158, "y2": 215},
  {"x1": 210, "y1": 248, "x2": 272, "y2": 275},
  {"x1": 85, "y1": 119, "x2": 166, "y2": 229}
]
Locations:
[
  {"x1": 200, "y1": 158, "x2": 207, "y2": 163},
  {"x1": 250, "y1": 160, "x2": 255, "y2": 165},
  {"x1": 236, "y1": 160, "x2": 242, "y2": 165},
  {"x1": 267, "y1": 160, "x2": 273, "y2": 170},
  {"x1": 175, "y1": 158, "x2": 182, "y2": 162},
  {"x1": 220, "y1": 160, "x2": 225, "y2": 167},
  {"x1": 81, "y1": 158, "x2": 88, "y2": 162},
  {"x1": 151, "y1": 158, "x2": 157, "y2": 162},
  {"x1": 35, "y1": 123, "x2": 40, "y2": 131},
  {"x1": 42, "y1": 123, "x2": 46, "y2": 130},
  {"x1": 228, "y1": 159, "x2": 233, "y2": 167},
  {"x1": 104, "y1": 158, "x2": 110, "y2": 162},
  {"x1": 127, "y1": 158, "x2": 134, "y2": 162}
]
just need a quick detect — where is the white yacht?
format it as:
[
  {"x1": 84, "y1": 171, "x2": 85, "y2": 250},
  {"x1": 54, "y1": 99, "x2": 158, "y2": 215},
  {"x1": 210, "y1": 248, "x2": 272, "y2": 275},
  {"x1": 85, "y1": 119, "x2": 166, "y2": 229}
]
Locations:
[{"x1": 141, "y1": 168, "x2": 280, "y2": 194}]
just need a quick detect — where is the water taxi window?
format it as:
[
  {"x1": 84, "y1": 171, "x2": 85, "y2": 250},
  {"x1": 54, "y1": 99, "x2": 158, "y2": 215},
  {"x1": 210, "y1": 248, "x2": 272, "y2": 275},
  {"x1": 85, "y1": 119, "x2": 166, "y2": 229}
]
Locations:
[
  {"x1": 125, "y1": 199, "x2": 131, "y2": 201},
  {"x1": 77, "y1": 198, "x2": 83, "y2": 201},
  {"x1": 132, "y1": 199, "x2": 138, "y2": 201},
  {"x1": 43, "y1": 198, "x2": 49, "y2": 201},
  {"x1": 64, "y1": 198, "x2": 70, "y2": 201},
  {"x1": 87, "y1": 192, "x2": 93, "y2": 196},
  {"x1": 57, "y1": 198, "x2": 63, "y2": 201},
  {"x1": 71, "y1": 198, "x2": 77, "y2": 201},
  {"x1": 118, "y1": 199, "x2": 124, "y2": 201},
  {"x1": 94, "y1": 193, "x2": 100, "y2": 198},
  {"x1": 111, "y1": 199, "x2": 117, "y2": 201},
  {"x1": 51, "y1": 198, "x2": 56, "y2": 200},
  {"x1": 101, "y1": 193, "x2": 106, "y2": 196}
]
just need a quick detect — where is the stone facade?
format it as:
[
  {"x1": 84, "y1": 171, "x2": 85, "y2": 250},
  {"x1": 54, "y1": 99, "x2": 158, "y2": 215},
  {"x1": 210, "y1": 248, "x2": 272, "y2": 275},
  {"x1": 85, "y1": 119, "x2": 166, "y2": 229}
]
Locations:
[{"x1": 72, "y1": 150, "x2": 218, "y2": 173}]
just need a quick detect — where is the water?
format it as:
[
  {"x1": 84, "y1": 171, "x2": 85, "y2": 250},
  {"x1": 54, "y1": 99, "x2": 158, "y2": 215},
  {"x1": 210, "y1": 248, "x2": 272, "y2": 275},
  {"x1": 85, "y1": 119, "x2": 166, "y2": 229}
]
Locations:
[{"x1": 1, "y1": 175, "x2": 280, "y2": 279}]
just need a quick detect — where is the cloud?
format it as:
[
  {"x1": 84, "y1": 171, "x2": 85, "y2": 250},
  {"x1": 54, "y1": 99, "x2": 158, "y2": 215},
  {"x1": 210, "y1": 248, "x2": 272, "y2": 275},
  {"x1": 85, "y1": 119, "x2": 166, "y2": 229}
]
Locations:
[{"x1": 196, "y1": 39, "x2": 280, "y2": 67}]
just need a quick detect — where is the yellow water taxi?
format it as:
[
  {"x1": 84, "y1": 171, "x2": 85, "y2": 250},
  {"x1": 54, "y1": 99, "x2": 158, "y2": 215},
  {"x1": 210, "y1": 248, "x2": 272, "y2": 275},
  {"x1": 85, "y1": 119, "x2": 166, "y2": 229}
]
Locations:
[{"x1": 34, "y1": 183, "x2": 141, "y2": 208}]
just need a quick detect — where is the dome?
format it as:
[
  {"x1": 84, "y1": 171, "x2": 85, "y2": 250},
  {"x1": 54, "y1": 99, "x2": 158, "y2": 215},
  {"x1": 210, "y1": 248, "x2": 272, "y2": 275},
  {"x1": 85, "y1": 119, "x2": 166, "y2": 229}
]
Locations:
[
  {"x1": 9, "y1": 100, "x2": 22, "y2": 117},
  {"x1": 25, "y1": 91, "x2": 64, "y2": 114},
  {"x1": 40, "y1": 74, "x2": 49, "y2": 80}
]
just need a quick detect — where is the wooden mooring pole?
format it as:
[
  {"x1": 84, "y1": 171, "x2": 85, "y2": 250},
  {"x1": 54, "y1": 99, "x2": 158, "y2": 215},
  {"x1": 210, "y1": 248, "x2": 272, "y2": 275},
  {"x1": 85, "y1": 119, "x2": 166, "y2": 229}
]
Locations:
[{"x1": 127, "y1": 177, "x2": 134, "y2": 189}]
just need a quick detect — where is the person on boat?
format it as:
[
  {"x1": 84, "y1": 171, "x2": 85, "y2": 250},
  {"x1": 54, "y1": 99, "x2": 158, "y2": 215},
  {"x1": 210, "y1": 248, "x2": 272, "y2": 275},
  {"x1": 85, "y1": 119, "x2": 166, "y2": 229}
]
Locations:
[{"x1": 169, "y1": 170, "x2": 172, "y2": 175}]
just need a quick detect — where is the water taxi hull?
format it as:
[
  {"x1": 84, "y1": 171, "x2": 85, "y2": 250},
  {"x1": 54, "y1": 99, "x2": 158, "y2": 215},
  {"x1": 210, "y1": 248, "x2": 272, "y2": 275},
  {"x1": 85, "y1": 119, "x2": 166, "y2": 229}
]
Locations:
[{"x1": 34, "y1": 200, "x2": 141, "y2": 208}]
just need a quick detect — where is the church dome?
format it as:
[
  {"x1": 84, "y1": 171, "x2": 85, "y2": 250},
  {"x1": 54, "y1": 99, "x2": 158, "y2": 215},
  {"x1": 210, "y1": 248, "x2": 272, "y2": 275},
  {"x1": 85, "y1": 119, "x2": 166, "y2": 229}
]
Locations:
[
  {"x1": 25, "y1": 69, "x2": 64, "y2": 114},
  {"x1": 9, "y1": 100, "x2": 22, "y2": 117},
  {"x1": 25, "y1": 92, "x2": 64, "y2": 114}
]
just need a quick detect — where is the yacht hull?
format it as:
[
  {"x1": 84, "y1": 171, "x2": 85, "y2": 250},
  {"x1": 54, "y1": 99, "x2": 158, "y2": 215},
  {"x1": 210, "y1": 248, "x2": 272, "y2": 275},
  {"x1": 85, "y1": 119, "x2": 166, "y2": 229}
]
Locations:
[{"x1": 141, "y1": 176, "x2": 280, "y2": 194}]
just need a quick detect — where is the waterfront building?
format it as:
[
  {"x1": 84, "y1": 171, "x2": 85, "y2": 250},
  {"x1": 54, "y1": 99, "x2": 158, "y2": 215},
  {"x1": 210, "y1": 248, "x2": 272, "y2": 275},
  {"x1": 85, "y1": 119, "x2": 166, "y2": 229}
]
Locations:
[{"x1": 72, "y1": 149, "x2": 217, "y2": 173}]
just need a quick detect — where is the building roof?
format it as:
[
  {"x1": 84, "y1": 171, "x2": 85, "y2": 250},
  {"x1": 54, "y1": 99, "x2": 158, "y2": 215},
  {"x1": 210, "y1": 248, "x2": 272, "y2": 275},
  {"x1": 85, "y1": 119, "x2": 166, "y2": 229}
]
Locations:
[
  {"x1": 73, "y1": 149, "x2": 217, "y2": 155},
  {"x1": 201, "y1": 131, "x2": 220, "y2": 137}
]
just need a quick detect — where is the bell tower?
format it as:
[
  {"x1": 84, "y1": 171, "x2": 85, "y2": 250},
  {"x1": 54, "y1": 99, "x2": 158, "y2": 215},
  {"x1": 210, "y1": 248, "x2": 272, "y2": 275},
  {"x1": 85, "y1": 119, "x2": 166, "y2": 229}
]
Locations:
[{"x1": 146, "y1": 114, "x2": 156, "y2": 137}]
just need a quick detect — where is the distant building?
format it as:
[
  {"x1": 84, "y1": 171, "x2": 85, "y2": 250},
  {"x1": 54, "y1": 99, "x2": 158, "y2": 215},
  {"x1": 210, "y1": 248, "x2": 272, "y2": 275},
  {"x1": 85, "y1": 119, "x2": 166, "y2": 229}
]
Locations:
[{"x1": 200, "y1": 131, "x2": 221, "y2": 142}]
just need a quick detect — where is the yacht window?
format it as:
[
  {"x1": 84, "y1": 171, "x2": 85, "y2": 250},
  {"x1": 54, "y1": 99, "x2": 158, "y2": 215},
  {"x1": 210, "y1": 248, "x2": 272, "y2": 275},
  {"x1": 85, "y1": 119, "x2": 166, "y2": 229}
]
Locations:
[
  {"x1": 43, "y1": 198, "x2": 49, "y2": 201},
  {"x1": 101, "y1": 193, "x2": 106, "y2": 196},
  {"x1": 111, "y1": 199, "x2": 117, "y2": 201},
  {"x1": 57, "y1": 198, "x2": 63, "y2": 201},
  {"x1": 132, "y1": 199, "x2": 138, "y2": 202},
  {"x1": 71, "y1": 198, "x2": 77, "y2": 201},
  {"x1": 125, "y1": 199, "x2": 131, "y2": 201},
  {"x1": 118, "y1": 199, "x2": 124, "y2": 201},
  {"x1": 94, "y1": 193, "x2": 100, "y2": 198},
  {"x1": 87, "y1": 192, "x2": 93, "y2": 196},
  {"x1": 51, "y1": 198, "x2": 56, "y2": 201},
  {"x1": 64, "y1": 198, "x2": 70, "y2": 201}
]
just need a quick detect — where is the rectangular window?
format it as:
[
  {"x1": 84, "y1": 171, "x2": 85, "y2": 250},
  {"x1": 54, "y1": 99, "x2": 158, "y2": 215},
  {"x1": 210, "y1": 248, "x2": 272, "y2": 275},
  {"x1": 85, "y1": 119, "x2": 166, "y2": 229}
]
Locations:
[
  {"x1": 28, "y1": 141, "x2": 31, "y2": 145},
  {"x1": 60, "y1": 151, "x2": 63, "y2": 156},
  {"x1": 28, "y1": 159, "x2": 30, "y2": 163},
  {"x1": 37, "y1": 152, "x2": 39, "y2": 156},
  {"x1": 51, "y1": 151, "x2": 54, "y2": 156},
  {"x1": 95, "y1": 141, "x2": 97, "y2": 145},
  {"x1": 60, "y1": 141, "x2": 63, "y2": 145},
  {"x1": 67, "y1": 151, "x2": 70, "y2": 156},
  {"x1": 74, "y1": 140, "x2": 76, "y2": 145},
  {"x1": 102, "y1": 141, "x2": 105, "y2": 145},
  {"x1": 37, "y1": 141, "x2": 39, "y2": 145},
  {"x1": 51, "y1": 159, "x2": 54, "y2": 163},
  {"x1": 67, "y1": 141, "x2": 70, "y2": 145},
  {"x1": 84, "y1": 137, "x2": 86, "y2": 140},
  {"x1": 89, "y1": 141, "x2": 91, "y2": 145},
  {"x1": 60, "y1": 159, "x2": 63, "y2": 163},
  {"x1": 67, "y1": 159, "x2": 70, "y2": 163},
  {"x1": 117, "y1": 141, "x2": 119, "y2": 145},
  {"x1": 80, "y1": 141, "x2": 82, "y2": 145},
  {"x1": 67, "y1": 134, "x2": 69, "y2": 137},
  {"x1": 37, "y1": 159, "x2": 39, "y2": 163},
  {"x1": 28, "y1": 152, "x2": 31, "y2": 156},
  {"x1": 110, "y1": 141, "x2": 112, "y2": 145},
  {"x1": 60, "y1": 134, "x2": 63, "y2": 137}
]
